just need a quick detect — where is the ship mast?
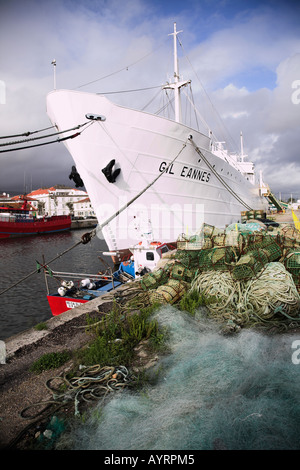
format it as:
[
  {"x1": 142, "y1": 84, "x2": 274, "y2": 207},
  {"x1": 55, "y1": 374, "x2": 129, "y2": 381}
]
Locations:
[{"x1": 163, "y1": 23, "x2": 191, "y2": 123}]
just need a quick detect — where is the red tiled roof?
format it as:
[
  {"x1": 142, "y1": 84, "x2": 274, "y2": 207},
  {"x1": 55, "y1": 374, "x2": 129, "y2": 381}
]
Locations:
[
  {"x1": 0, "y1": 201, "x2": 36, "y2": 211},
  {"x1": 11, "y1": 195, "x2": 38, "y2": 201},
  {"x1": 74, "y1": 197, "x2": 90, "y2": 203},
  {"x1": 27, "y1": 187, "x2": 84, "y2": 196},
  {"x1": 27, "y1": 188, "x2": 50, "y2": 196}
]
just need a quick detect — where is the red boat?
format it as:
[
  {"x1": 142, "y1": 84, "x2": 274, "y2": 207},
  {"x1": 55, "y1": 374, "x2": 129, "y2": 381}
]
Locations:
[{"x1": 0, "y1": 199, "x2": 71, "y2": 239}]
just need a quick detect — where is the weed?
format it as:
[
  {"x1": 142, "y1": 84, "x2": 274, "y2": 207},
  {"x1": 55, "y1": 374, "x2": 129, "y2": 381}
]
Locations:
[
  {"x1": 77, "y1": 301, "x2": 167, "y2": 367},
  {"x1": 34, "y1": 322, "x2": 48, "y2": 331},
  {"x1": 178, "y1": 289, "x2": 216, "y2": 316},
  {"x1": 30, "y1": 350, "x2": 71, "y2": 374}
]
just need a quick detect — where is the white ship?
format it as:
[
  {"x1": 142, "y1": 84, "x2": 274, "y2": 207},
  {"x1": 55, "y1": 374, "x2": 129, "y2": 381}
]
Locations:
[{"x1": 47, "y1": 23, "x2": 268, "y2": 262}]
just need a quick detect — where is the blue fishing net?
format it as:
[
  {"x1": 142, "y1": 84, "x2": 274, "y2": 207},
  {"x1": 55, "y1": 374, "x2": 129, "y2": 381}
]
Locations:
[{"x1": 57, "y1": 306, "x2": 300, "y2": 450}]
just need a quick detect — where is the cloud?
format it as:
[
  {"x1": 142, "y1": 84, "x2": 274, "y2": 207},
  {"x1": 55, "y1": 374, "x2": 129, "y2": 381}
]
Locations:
[
  {"x1": 201, "y1": 51, "x2": 300, "y2": 195},
  {"x1": 0, "y1": 0, "x2": 300, "y2": 200}
]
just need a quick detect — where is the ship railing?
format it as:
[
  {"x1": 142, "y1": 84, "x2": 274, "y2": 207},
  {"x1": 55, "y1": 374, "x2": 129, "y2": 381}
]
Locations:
[
  {"x1": 43, "y1": 267, "x2": 118, "y2": 296},
  {"x1": 0, "y1": 216, "x2": 15, "y2": 222},
  {"x1": 45, "y1": 270, "x2": 114, "y2": 282}
]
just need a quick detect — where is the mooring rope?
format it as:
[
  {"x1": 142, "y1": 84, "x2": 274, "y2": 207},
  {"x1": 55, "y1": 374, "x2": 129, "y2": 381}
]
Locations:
[
  {"x1": 0, "y1": 139, "x2": 188, "y2": 296},
  {"x1": 89, "y1": 137, "x2": 189, "y2": 241},
  {"x1": 188, "y1": 135, "x2": 253, "y2": 211},
  {"x1": 0, "y1": 128, "x2": 90, "y2": 153},
  {"x1": 0, "y1": 124, "x2": 56, "y2": 140},
  {"x1": 0, "y1": 122, "x2": 90, "y2": 147},
  {"x1": 0, "y1": 239, "x2": 83, "y2": 296}
]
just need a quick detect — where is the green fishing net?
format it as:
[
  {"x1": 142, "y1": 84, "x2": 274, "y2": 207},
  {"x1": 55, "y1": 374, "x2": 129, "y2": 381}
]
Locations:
[{"x1": 56, "y1": 306, "x2": 300, "y2": 450}]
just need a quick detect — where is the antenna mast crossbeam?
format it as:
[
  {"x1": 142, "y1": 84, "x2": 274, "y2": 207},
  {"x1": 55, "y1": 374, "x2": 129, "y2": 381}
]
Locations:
[{"x1": 163, "y1": 22, "x2": 190, "y2": 123}]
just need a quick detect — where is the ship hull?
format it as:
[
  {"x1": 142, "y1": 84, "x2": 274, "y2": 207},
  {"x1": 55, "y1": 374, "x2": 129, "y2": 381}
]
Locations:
[
  {"x1": 47, "y1": 90, "x2": 267, "y2": 258},
  {"x1": 47, "y1": 295, "x2": 88, "y2": 316},
  {"x1": 0, "y1": 215, "x2": 71, "y2": 239}
]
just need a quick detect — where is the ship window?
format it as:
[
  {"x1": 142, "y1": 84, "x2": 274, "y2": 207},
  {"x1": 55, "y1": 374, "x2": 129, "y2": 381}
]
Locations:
[{"x1": 146, "y1": 252, "x2": 155, "y2": 261}]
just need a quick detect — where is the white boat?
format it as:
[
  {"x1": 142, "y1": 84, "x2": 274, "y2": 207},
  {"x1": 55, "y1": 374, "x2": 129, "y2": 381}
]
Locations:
[{"x1": 46, "y1": 23, "x2": 267, "y2": 263}]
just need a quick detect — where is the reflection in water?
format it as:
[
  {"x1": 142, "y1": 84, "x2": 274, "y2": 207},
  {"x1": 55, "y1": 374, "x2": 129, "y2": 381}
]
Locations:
[{"x1": 0, "y1": 230, "x2": 111, "y2": 340}]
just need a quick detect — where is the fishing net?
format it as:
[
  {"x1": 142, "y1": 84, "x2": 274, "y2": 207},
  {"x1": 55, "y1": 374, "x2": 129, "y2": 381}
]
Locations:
[{"x1": 58, "y1": 307, "x2": 300, "y2": 450}]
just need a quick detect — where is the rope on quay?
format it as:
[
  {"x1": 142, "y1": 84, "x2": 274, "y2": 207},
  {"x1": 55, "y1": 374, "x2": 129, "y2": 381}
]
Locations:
[
  {"x1": 20, "y1": 365, "x2": 131, "y2": 420},
  {"x1": 5, "y1": 364, "x2": 132, "y2": 449}
]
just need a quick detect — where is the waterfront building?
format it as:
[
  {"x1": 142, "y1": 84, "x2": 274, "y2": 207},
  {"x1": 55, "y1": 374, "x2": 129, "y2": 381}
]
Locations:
[{"x1": 26, "y1": 186, "x2": 95, "y2": 217}]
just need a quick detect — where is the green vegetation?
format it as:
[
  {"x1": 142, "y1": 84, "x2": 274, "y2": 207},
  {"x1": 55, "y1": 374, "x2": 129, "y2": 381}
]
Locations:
[
  {"x1": 30, "y1": 351, "x2": 71, "y2": 373},
  {"x1": 28, "y1": 292, "x2": 215, "y2": 377},
  {"x1": 34, "y1": 322, "x2": 48, "y2": 331},
  {"x1": 78, "y1": 301, "x2": 167, "y2": 367},
  {"x1": 29, "y1": 301, "x2": 167, "y2": 379},
  {"x1": 178, "y1": 289, "x2": 217, "y2": 316}
]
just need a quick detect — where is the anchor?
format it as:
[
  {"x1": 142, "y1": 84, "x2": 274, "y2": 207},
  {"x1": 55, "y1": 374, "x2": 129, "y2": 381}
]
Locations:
[
  {"x1": 102, "y1": 159, "x2": 121, "y2": 183},
  {"x1": 69, "y1": 165, "x2": 84, "y2": 187}
]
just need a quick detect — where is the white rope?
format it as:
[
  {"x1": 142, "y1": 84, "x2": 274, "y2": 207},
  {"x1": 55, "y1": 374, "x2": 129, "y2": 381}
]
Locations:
[{"x1": 190, "y1": 262, "x2": 300, "y2": 325}]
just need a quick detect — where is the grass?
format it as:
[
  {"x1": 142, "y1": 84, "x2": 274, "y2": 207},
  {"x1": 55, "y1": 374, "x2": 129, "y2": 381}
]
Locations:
[
  {"x1": 178, "y1": 289, "x2": 217, "y2": 316},
  {"x1": 77, "y1": 301, "x2": 167, "y2": 367},
  {"x1": 29, "y1": 300, "x2": 167, "y2": 378},
  {"x1": 29, "y1": 290, "x2": 215, "y2": 376},
  {"x1": 30, "y1": 350, "x2": 71, "y2": 374},
  {"x1": 34, "y1": 322, "x2": 48, "y2": 331}
]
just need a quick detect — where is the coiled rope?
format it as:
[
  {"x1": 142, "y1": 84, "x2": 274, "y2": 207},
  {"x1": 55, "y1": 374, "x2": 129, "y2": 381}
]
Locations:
[
  {"x1": 20, "y1": 364, "x2": 131, "y2": 420},
  {"x1": 6, "y1": 364, "x2": 132, "y2": 449},
  {"x1": 190, "y1": 262, "x2": 300, "y2": 329}
]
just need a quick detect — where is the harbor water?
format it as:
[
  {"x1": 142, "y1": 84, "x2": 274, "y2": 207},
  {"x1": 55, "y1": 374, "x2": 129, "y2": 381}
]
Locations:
[{"x1": 0, "y1": 229, "x2": 113, "y2": 341}]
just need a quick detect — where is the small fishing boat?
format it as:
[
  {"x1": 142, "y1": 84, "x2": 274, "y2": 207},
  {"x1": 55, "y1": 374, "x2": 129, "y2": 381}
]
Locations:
[
  {"x1": 45, "y1": 239, "x2": 173, "y2": 315},
  {"x1": 0, "y1": 198, "x2": 71, "y2": 239}
]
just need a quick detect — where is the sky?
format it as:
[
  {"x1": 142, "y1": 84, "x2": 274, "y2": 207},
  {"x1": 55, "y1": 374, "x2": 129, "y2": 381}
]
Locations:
[{"x1": 0, "y1": 0, "x2": 300, "y2": 200}]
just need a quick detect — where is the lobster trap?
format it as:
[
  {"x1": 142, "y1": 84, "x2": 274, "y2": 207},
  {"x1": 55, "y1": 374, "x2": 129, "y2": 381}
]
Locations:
[
  {"x1": 284, "y1": 251, "x2": 300, "y2": 291},
  {"x1": 148, "y1": 279, "x2": 189, "y2": 305},
  {"x1": 231, "y1": 236, "x2": 282, "y2": 281}
]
